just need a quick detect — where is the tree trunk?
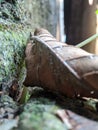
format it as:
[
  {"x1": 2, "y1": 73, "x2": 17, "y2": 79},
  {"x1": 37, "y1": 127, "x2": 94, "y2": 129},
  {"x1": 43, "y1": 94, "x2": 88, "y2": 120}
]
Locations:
[{"x1": 64, "y1": 0, "x2": 97, "y2": 53}]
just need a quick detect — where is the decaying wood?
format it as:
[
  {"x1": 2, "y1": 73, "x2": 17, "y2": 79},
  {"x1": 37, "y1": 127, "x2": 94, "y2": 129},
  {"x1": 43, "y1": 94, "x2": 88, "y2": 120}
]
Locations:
[{"x1": 24, "y1": 28, "x2": 98, "y2": 98}]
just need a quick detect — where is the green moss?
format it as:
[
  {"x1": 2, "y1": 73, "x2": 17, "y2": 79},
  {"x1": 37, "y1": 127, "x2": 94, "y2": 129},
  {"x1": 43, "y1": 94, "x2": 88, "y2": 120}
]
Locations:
[
  {"x1": 17, "y1": 97, "x2": 67, "y2": 130},
  {"x1": 0, "y1": 27, "x2": 30, "y2": 93},
  {"x1": 0, "y1": 0, "x2": 26, "y2": 23}
]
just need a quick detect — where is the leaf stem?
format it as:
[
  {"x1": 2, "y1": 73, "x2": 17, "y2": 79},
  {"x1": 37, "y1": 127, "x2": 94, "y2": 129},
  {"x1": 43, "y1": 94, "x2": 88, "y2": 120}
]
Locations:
[{"x1": 76, "y1": 33, "x2": 98, "y2": 48}]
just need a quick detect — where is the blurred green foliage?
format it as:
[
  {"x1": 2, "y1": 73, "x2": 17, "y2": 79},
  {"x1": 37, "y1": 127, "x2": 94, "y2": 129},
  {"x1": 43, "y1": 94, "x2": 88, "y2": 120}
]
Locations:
[{"x1": 95, "y1": 10, "x2": 98, "y2": 14}]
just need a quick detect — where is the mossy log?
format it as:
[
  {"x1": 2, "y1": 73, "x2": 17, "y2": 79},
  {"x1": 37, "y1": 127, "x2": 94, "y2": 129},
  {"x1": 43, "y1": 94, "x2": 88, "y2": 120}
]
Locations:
[
  {"x1": 16, "y1": 88, "x2": 98, "y2": 130},
  {"x1": 17, "y1": 93, "x2": 67, "y2": 130}
]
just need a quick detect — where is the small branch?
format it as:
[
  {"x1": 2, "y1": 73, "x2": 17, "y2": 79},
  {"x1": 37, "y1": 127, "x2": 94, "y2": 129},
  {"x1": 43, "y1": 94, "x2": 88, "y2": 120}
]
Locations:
[{"x1": 76, "y1": 34, "x2": 98, "y2": 48}]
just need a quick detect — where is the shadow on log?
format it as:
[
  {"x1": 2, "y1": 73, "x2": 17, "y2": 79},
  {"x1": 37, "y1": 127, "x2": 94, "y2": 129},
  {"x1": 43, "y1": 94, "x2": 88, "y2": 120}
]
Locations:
[{"x1": 24, "y1": 28, "x2": 98, "y2": 99}]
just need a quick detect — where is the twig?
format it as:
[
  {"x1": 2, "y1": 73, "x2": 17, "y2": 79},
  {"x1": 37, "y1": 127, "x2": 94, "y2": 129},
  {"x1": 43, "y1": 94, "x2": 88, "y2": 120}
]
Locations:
[{"x1": 76, "y1": 33, "x2": 98, "y2": 48}]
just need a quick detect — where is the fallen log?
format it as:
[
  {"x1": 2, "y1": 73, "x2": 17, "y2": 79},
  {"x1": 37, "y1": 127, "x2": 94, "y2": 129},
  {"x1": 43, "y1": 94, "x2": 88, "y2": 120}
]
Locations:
[{"x1": 24, "y1": 28, "x2": 98, "y2": 98}]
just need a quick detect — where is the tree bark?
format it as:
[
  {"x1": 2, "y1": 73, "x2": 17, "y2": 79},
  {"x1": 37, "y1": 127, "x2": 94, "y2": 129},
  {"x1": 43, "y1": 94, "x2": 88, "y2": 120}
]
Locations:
[{"x1": 64, "y1": 0, "x2": 97, "y2": 53}]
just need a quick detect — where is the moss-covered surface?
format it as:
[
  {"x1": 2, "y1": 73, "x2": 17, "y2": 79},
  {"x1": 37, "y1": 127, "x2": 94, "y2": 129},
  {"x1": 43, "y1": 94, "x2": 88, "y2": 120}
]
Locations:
[
  {"x1": 17, "y1": 98, "x2": 67, "y2": 130},
  {"x1": 15, "y1": 88, "x2": 98, "y2": 130},
  {"x1": 0, "y1": 0, "x2": 31, "y2": 96},
  {"x1": 0, "y1": 1, "x2": 31, "y2": 129},
  {"x1": 0, "y1": 27, "x2": 29, "y2": 92},
  {"x1": 0, "y1": 95, "x2": 18, "y2": 130},
  {"x1": 0, "y1": 0, "x2": 26, "y2": 23},
  {"x1": 0, "y1": 0, "x2": 58, "y2": 95}
]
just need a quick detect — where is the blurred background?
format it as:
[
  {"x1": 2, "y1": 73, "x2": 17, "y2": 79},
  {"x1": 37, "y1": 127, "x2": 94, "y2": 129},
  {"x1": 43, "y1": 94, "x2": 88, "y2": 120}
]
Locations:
[
  {"x1": 1, "y1": 0, "x2": 98, "y2": 54},
  {"x1": 58, "y1": 0, "x2": 98, "y2": 54}
]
